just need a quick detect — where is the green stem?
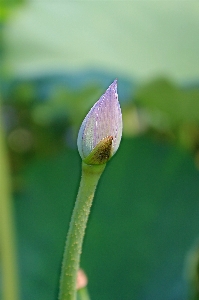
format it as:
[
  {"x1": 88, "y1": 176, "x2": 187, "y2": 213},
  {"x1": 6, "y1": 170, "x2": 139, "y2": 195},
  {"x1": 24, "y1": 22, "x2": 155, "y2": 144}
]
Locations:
[
  {"x1": 0, "y1": 106, "x2": 19, "y2": 300},
  {"x1": 77, "y1": 287, "x2": 91, "y2": 300},
  {"x1": 59, "y1": 162, "x2": 106, "y2": 300}
]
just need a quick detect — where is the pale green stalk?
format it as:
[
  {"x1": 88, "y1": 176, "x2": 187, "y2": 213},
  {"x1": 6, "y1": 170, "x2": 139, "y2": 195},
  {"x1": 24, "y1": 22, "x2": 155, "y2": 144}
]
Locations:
[
  {"x1": 0, "y1": 106, "x2": 19, "y2": 300},
  {"x1": 77, "y1": 287, "x2": 91, "y2": 300},
  {"x1": 59, "y1": 162, "x2": 106, "y2": 300}
]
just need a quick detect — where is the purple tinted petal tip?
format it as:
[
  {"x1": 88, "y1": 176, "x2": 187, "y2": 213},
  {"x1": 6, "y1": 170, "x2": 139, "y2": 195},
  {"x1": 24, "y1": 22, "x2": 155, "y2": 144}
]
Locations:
[{"x1": 110, "y1": 79, "x2": 117, "y2": 91}]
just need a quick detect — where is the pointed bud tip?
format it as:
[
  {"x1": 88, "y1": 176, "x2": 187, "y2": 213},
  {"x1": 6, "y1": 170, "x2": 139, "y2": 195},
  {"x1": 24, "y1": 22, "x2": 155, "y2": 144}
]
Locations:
[{"x1": 108, "y1": 79, "x2": 117, "y2": 93}]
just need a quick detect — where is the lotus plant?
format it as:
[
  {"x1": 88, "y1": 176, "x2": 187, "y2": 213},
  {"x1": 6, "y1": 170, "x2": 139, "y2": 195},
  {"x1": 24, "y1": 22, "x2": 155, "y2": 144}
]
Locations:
[{"x1": 58, "y1": 79, "x2": 122, "y2": 300}]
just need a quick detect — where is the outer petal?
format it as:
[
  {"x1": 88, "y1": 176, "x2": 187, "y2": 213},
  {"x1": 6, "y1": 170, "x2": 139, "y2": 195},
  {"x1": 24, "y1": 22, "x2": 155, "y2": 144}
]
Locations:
[{"x1": 77, "y1": 79, "x2": 122, "y2": 161}]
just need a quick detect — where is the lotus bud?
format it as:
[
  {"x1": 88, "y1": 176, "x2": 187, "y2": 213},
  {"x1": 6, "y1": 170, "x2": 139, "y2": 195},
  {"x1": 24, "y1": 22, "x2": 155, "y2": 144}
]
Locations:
[{"x1": 77, "y1": 79, "x2": 122, "y2": 165}]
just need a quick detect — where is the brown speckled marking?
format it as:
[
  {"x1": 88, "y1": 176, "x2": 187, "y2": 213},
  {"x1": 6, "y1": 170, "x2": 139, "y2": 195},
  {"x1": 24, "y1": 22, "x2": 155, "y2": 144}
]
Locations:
[
  {"x1": 84, "y1": 136, "x2": 113, "y2": 165},
  {"x1": 93, "y1": 136, "x2": 113, "y2": 164}
]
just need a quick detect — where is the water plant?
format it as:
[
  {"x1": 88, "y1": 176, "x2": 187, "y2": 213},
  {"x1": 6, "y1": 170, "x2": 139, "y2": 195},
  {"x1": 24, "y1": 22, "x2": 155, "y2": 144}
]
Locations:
[{"x1": 58, "y1": 79, "x2": 122, "y2": 300}]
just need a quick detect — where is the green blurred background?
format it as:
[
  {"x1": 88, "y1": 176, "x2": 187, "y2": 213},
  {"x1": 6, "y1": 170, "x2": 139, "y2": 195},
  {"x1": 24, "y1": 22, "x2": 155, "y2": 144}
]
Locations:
[{"x1": 1, "y1": 2, "x2": 199, "y2": 300}]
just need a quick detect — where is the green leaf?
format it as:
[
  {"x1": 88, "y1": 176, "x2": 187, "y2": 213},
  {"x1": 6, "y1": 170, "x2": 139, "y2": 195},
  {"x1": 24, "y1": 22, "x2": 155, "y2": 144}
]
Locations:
[{"x1": 136, "y1": 78, "x2": 199, "y2": 126}]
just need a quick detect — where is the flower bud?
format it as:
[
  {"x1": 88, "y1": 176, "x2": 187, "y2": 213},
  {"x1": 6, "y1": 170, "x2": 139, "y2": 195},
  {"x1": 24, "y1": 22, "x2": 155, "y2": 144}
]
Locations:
[{"x1": 77, "y1": 79, "x2": 122, "y2": 165}]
